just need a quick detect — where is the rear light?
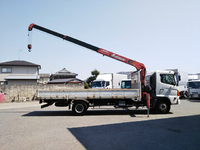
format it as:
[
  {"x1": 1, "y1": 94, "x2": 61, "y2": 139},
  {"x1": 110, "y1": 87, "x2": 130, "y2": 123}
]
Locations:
[{"x1": 177, "y1": 90, "x2": 180, "y2": 96}]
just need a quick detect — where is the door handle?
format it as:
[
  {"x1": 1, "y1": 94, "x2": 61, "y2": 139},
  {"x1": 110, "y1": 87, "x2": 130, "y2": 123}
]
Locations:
[{"x1": 160, "y1": 89, "x2": 164, "y2": 92}]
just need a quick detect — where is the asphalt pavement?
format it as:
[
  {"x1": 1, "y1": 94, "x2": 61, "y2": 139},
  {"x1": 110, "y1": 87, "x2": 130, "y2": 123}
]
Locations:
[
  {"x1": 0, "y1": 99, "x2": 200, "y2": 150},
  {"x1": 0, "y1": 101, "x2": 39, "y2": 110}
]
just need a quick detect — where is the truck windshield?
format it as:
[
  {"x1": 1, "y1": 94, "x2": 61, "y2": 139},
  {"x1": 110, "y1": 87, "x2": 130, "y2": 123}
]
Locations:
[
  {"x1": 188, "y1": 81, "x2": 200, "y2": 89},
  {"x1": 121, "y1": 81, "x2": 131, "y2": 89},
  {"x1": 92, "y1": 81, "x2": 105, "y2": 88}
]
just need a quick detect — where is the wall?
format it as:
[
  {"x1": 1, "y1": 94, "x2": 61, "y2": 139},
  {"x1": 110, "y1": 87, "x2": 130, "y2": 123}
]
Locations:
[
  {"x1": 11, "y1": 66, "x2": 38, "y2": 74},
  {"x1": 0, "y1": 83, "x2": 84, "y2": 102},
  {"x1": 7, "y1": 80, "x2": 37, "y2": 85}
]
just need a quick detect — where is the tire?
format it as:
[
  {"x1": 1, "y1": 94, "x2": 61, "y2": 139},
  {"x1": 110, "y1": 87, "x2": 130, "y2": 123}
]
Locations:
[
  {"x1": 183, "y1": 91, "x2": 188, "y2": 99},
  {"x1": 156, "y1": 100, "x2": 170, "y2": 114},
  {"x1": 180, "y1": 91, "x2": 188, "y2": 99},
  {"x1": 72, "y1": 101, "x2": 87, "y2": 115}
]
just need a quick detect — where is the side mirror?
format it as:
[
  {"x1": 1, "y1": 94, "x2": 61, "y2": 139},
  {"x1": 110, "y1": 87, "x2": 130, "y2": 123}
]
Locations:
[{"x1": 179, "y1": 75, "x2": 181, "y2": 81}]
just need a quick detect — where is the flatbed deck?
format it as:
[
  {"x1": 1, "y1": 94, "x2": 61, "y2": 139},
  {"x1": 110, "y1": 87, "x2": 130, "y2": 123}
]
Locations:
[{"x1": 37, "y1": 89, "x2": 140, "y2": 100}]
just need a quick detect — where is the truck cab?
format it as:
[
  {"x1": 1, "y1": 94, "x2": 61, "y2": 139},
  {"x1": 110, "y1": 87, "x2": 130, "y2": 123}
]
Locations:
[
  {"x1": 92, "y1": 73, "x2": 127, "y2": 89},
  {"x1": 121, "y1": 79, "x2": 131, "y2": 89},
  {"x1": 92, "y1": 79, "x2": 110, "y2": 89},
  {"x1": 149, "y1": 71, "x2": 180, "y2": 107},
  {"x1": 187, "y1": 80, "x2": 200, "y2": 99},
  {"x1": 121, "y1": 70, "x2": 180, "y2": 113}
]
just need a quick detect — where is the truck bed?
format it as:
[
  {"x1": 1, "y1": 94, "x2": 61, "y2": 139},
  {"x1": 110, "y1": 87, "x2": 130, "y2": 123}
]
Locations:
[{"x1": 37, "y1": 89, "x2": 140, "y2": 100}]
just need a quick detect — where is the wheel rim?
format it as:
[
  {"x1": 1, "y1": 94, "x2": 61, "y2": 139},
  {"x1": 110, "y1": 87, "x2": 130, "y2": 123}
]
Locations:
[
  {"x1": 75, "y1": 104, "x2": 84, "y2": 114},
  {"x1": 159, "y1": 103, "x2": 167, "y2": 112}
]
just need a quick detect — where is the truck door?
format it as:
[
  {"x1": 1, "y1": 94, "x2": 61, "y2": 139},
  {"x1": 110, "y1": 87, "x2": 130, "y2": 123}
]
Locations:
[
  {"x1": 156, "y1": 73, "x2": 178, "y2": 99},
  {"x1": 105, "y1": 81, "x2": 110, "y2": 89}
]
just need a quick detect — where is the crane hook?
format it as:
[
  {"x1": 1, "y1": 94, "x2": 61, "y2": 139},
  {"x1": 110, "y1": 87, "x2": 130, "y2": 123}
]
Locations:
[{"x1": 28, "y1": 44, "x2": 32, "y2": 52}]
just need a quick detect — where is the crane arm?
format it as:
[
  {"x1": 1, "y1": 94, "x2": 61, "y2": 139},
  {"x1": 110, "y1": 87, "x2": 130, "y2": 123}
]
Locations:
[{"x1": 28, "y1": 23, "x2": 146, "y2": 85}]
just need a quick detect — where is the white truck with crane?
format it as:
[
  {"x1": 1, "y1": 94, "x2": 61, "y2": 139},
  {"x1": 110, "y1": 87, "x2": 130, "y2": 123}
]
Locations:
[{"x1": 28, "y1": 23, "x2": 180, "y2": 115}]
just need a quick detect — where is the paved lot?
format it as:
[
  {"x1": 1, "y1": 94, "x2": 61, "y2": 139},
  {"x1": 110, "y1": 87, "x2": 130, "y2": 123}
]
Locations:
[{"x1": 0, "y1": 99, "x2": 200, "y2": 150}]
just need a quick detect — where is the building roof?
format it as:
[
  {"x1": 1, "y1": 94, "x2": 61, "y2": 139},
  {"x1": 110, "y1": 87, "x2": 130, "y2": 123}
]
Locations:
[
  {"x1": 48, "y1": 78, "x2": 83, "y2": 84},
  {"x1": 5, "y1": 75, "x2": 40, "y2": 80},
  {"x1": 51, "y1": 68, "x2": 77, "y2": 77},
  {"x1": 0, "y1": 60, "x2": 41, "y2": 69}
]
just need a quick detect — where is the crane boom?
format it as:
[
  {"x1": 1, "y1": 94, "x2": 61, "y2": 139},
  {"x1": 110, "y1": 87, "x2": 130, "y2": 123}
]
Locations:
[{"x1": 28, "y1": 23, "x2": 146, "y2": 85}]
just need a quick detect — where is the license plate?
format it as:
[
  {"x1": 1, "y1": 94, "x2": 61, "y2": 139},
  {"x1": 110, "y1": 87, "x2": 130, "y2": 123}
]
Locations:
[{"x1": 193, "y1": 94, "x2": 198, "y2": 98}]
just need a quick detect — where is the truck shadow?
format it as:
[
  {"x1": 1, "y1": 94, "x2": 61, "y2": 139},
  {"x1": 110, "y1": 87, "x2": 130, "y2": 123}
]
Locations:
[
  {"x1": 68, "y1": 115, "x2": 200, "y2": 150},
  {"x1": 22, "y1": 110, "x2": 73, "y2": 116},
  {"x1": 86, "y1": 109, "x2": 170, "y2": 116},
  {"x1": 22, "y1": 109, "x2": 171, "y2": 117}
]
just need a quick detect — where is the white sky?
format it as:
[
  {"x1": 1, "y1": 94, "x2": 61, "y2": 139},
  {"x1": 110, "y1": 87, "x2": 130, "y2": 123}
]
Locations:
[{"x1": 0, "y1": 0, "x2": 199, "y2": 80}]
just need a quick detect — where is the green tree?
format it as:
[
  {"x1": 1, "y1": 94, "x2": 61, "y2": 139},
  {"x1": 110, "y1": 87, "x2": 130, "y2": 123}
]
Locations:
[
  {"x1": 84, "y1": 82, "x2": 89, "y2": 89},
  {"x1": 85, "y1": 69, "x2": 100, "y2": 89},
  {"x1": 91, "y1": 69, "x2": 99, "y2": 78}
]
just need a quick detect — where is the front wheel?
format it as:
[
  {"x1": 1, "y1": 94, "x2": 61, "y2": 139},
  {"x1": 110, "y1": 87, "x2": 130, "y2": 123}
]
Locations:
[
  {"x1": 156, "y1": 100, "x2": 171, "y2": 114},
  {"x1": 72, "y1": 101, "x2": 87, "y2": 115},
  {"x1": 183, "y1": 91, "x2": 188, "y2": 99}
]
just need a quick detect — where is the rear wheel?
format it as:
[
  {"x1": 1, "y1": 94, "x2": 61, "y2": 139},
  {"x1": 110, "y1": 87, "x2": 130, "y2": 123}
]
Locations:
[
  {"x1": 156, "y1": 100, "x2": 170, "y2": 114},
  {"x1": 72, "y1": 101, "x2": 87, "y2": 115}
]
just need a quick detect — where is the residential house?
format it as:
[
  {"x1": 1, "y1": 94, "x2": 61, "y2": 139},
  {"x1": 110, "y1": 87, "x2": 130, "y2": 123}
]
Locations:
[
  {"x1": 48, "y1": 68, "x2": 84, "y2": 84},
  {"x1": 0, "y1": 60, "x2": 41, "y2": 85}
]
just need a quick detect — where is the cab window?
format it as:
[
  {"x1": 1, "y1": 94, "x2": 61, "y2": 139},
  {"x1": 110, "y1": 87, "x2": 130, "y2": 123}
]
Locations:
[{"x1": 160, "y1": 74, "x2": 175, "y2": 85}]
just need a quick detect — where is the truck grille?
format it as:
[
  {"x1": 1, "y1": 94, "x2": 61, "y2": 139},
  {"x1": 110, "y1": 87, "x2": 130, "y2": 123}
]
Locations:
[{"x1": 192, "y1": 92, "x2": 200, "y2": 98}]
